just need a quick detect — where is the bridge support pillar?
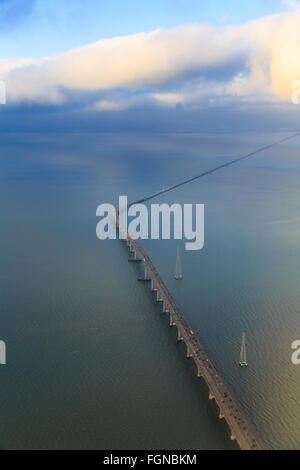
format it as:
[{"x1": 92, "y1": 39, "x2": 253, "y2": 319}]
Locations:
[
  {"x1": 177, "y1": 331, "x2": 182, "y2": 342},
  {"x1": 219, "y1": 412, "x2": 224, "y2": 419},
  {"x1": 209, "y1": 393, "x2": 215, "y2": 400},
  {"x1": 197, "y1": 371, "x2": 202, "y2": 378},
  {"x1": 186, "y1": 348, "x2": 192, "y2": 359},
  {"x1": 231, "y1": 434, "x2": 236, "y2": 441}
]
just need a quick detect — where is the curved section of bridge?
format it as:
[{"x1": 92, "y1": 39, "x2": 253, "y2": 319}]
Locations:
[{"x1": 118, "y1": 217, "x2": 263, "y2": 450}]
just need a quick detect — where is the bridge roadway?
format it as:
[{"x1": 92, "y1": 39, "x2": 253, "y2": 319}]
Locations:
[
  {"x1": 128, "y1": 132, "x2": 300, "y2": 208},
  {"x1": 111, "y1": 134, "x2": 298, "y2": 450},
  {"x1": 118, "y1": 225, "x2": 263, "y2": 450}
]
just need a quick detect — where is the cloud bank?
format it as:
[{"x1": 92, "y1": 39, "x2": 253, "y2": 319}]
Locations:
[{"x1": 1, "y1": 9, "x2": 300, "y2": 110}]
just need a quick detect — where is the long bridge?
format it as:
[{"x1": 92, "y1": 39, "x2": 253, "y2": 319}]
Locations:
[
  {"x1": 116, "y1": 215, "x2": 263, "y2": 450},
  {"x1": 128, "y1": 132, "x2": 300, "y2": 207},
  {"x1": 111, "y1": 135, "x2": 300, "y2": 450}
]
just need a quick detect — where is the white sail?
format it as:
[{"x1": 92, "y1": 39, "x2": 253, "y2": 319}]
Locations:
[
  {"x1": 174, "y1": 246, "x2": 183, "y2": 280},
  {"x1": 239, "y1": 332, "x2": 248, "y2": 367}
]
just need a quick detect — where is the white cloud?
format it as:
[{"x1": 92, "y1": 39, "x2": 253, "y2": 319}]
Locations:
[
  {"x1": 152, "y1": 92, "x2": 185, "y2": 107},
  {"x1": 283, "y1": 0, "x2": 300, "y2": 9},
  {"x1": 89, "y1": 100, "x2": 127, "y2": 112},
  {"x1": 1, "y1": 10, "x2": 300, "y2": 108}
]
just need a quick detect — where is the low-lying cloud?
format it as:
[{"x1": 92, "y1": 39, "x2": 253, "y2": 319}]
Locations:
[{"x1": 1, "y1": 9, "x2": 300, "y2": 110}]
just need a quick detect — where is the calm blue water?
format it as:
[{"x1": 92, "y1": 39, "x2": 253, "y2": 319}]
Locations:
[{"x1": 0, "y1": 131, "x2": 300, "y2": 449}]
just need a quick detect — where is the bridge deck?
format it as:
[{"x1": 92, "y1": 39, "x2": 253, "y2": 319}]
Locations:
[{"x1": 117, "y1": 217, "x2": 263, "y2": 450}]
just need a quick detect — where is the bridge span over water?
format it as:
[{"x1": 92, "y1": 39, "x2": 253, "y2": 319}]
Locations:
[
  {"x1": 111, "y1": 135, "x2": 296, "y2": 450},
  {"x1": 116, "y1": 216, "x2": 263, "y2": 450}
]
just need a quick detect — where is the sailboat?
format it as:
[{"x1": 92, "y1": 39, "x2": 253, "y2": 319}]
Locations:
[
  {"x1": 239, "y1": 332, "x2": 248, "y2": 367},
  {"x1": 174, "y1": 246, "x2": 183, "y2": 280}
]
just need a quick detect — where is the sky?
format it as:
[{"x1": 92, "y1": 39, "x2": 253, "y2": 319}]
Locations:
[
  {"x1": 0, "y1": 0, "x2": 300, "y2": 131},
  {"x1": 0, "y1": 0, "x2": 295, "y2": 58}
]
